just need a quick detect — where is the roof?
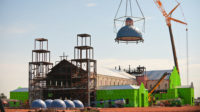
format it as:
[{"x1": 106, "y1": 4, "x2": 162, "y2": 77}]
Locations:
[
  {"x1": 176, "y1": 82, "x2": 194, "y2": 89},
  {"x1": 11, "y1": 88, "x2": 28, "y2": 92},
  {"x1": 97, "y1": 85, "x2": 140, "y2": 90},
  {"x1": 176, "y1": 85, "x2": 193, "y2": 89},
  {"x1": 146, "y1": 70, "x2": 172, "y2": 80},
  {"x1": 35, "y1": 38, "x2": 48, "y2": 41},
  {"x1": 77, "y1": 34, "x2": 91, "y2": 37},
  {"x1": 98, "y1": 67, "x2": 136, "y2": 79}
]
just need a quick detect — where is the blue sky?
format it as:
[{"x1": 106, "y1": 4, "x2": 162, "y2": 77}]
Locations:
[{"x1": 0, "y1": 0, "x2": 200, "y2": 98}]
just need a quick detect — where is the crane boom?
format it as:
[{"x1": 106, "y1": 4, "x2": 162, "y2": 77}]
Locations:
[
  {"x1": 148, "y1": 72, "x2": 169, "y2": 101},
  {"x1": 153, "y1": 0, "x2": 187, "y2": 73}
]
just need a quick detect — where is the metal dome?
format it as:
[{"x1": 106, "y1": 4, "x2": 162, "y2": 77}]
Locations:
[
  {"x1": 51, "y1": 99, "x2": 66, "y2": 108},
  {"x1": 115, "y1": 18, "x2": 143, "y2": 43},
  {"x1": 45, "y1": 99, "x2": 53, "y2": 108},
  {"x1": 31, "y1": 99, "x2": 46, "y2": 109},
  {"x1": 73, "y1": 100, "x2": 84, "y2": 108},
  {"x1": 64, "y1": 100, "x2": 75, "y2": 108}
]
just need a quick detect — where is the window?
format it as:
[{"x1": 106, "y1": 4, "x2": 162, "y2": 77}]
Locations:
[
  {"x1": 165, "y1": 83, "x2": 167, "y2": 89},
  {"x1": 150, "y1": 84, "x2": 152, "y2": 89},
  {"x1": 126, "y1": 99, "x2": 129, "y2": 104},
  {"x1": 108, "y1": 99, "x2": 112, "y2": 107},
  {"x1": 100, "y1": 99, "x2": 103, "y2": 105}
]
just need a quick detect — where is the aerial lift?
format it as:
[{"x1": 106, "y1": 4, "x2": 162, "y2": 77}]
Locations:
[{"x1": 148, "y1": 72, "x2": 169, "y2": 102}]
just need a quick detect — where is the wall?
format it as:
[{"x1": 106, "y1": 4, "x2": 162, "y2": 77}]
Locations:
[
  {"x1": 146, "y1": 80, "x2": 169, "y2": 91},
  {"x1": 96, "y1": 83, "x2": 148, "y2": 107},
  {"x1": 9, "y1": 92, "x2": 28, "y2": 107},
  {"x1": 97, "y1": 74, "x2": 136, "y2": 87},
  {"x1": 136, "y1": 75, "x2": 148, "y2": 87},
  {"x1": 154, "y1": 67, "x2": 194, "y2": 105}
]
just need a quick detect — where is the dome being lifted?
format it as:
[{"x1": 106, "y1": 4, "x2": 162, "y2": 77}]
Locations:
[{"x1": 115, "y1": 18, "x2": 143, "y2": 43}]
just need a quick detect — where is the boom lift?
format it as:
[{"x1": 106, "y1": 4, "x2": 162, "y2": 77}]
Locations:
[{"x1": 148, "y1": 72, "x2": 170, "y2": 102}]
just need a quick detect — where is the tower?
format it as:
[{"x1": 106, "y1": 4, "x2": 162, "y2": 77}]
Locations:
[
  {"x1": 28, "y1": 38, "x2": 53, "y2": 104},
  {"x1": 71, "y1": 34, "x2": 97, "y2": 106}
]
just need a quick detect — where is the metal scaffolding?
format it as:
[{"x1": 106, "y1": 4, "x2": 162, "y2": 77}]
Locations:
[
  {"x1": 71, "y1": 34, "x2": 97, "y2": 106},
  {"x1": 28, "y1": 38, "x2": 53, "y2": 104}
]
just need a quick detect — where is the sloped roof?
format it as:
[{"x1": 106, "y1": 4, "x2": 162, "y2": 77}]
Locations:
[
  {"x1": 98, "y1": 67, "x2": 136, "y2": 79},
  {"x1": 146, "y1": 70, "x2": 172, "y2": 80},
  {"x1": 97, "y1": 85, "x2": 140, "y2": 90},
  {"x1": 11, "y1": 88, "x2": 28, "y2": 92}
]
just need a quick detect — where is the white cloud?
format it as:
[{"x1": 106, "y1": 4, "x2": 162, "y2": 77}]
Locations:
[
  {"x1": 86, "y1": 3, "x2": 96, "y2": 7},
  {"x1": 0, "y1": 24, "x2": 35, "y2": 37}
]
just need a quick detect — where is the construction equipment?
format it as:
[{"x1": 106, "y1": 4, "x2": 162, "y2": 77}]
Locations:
[
  {"x1": 153, "y1": 0, "x2": 187, "y2": 73},
  {"x1": 148, "y1": 72, "x2": 169, "y2": 102}
]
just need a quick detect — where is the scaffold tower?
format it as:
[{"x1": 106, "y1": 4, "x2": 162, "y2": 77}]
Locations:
[
  {"x1": 71, "y1": 34, "x2": 97, "y2": 106},
  {"x1": 28, "y1": 38, "x2": 53, "y2": 104}
]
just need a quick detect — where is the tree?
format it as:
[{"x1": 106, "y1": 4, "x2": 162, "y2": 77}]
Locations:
[{"x1": 0, "y1": 93, "x2": 7, "y2": 99}]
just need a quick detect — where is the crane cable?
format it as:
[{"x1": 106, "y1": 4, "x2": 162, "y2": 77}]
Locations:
[
  {"x1": 135, "y1": 0, "x2": 145, "y2": 32},
  {"x1": 114, "y1": 0, "x2": 145, "y2": 33},
  {"x1": 186, "y1": 28, "x2": 189, "y2": 85},
  {"x1": 175, "y1": 0, "x2": 189, "y2": 85}
]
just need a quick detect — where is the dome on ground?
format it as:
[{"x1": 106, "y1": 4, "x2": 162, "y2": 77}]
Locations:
[
  {"x1": 45, "y1": 99, "x2": 53, "y2": 108},
  {"x1": 51, "y1": 99, "x2": 66, "y2": 108},
  {"x1": 31, "y1": 99, "x2": 46, "y2": 108},
  {"x1": 73, "y1": 100, "x2": 84, "y2": 108},
  {"x1": 64, "y1": 100, "x2": 75, "y2": 108}
]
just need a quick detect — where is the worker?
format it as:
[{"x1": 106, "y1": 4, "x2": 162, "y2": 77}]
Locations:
[{"x1": 0, "y1": 98, "x2": 5, "y2": 112}]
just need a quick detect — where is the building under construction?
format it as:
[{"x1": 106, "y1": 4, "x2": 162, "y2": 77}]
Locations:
[
  {"x1": 28, "y1": 34, "x2": 137, "y2": 106},
  {"x1": 29, "y1": 34, "x2": 97, "y2": 106}
]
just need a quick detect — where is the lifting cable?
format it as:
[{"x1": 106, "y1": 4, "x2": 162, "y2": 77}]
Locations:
[
  {"x1": 114, "y1": 0, "x2": 123, "y2": 19},
  {"x1": 175, "y1": 0, "x2": 189, "y2": 84},
  {"x1": 136, "y1": 0, "x2": 145, "y2": 32},
  {"x1": 129, "y1": 0, "x2": 133, "y2": 17},
  {"x1": 114, "y1": 0, "x2": 145, "y2": 33}
]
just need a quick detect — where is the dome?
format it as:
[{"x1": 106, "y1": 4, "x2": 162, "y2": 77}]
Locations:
[
  {"x1": 31, "y1": 99, "x2": 46, "y2": 109},
  {"x1": 51, "y1": 99, "x2": 66, "y2": 108},
  {"x1": 64, "y1": 100, "x2": 75, "y2": 108},
  {"x1": 73, "y1": 100, "x2": 84, "y2": 108},
  {"x1": 45, "y1": 99, "x2": 53, "y2": 108},
  {"x1": 116, "y1": 25, "x2": 143, "y2": 42}
]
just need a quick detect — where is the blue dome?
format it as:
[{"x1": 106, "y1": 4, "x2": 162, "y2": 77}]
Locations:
[
  {"x1": 126, "y1": 17, "x2": 133, "y2": 21},
  {"x1": 45, "y1": 99, "x2": 53, "y2": 108},
  {"x1": 51, "y1": 99, "x2": 66, "y2": 108},
  {"x1": 73, "y1": 100, "x2": 84, "y2": 108},
  {"x1": 64, "y1": 100, "x2": 75, "y2": 108},
  {"x1": 31, "y1": 99, "x2": 46, "y2": 109},
  {"x1": 116, "y1": 25, "x2": 143, "y2": 42}
]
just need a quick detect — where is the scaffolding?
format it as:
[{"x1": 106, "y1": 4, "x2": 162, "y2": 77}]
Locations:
[
  {"x1": 28, "y1": 38, "x2": 53, "y2": 104},
  {"x1": 71, "y1": 34, "x2": 97, "y2": 106}
]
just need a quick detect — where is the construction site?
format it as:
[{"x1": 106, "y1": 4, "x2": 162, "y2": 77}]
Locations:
[{"x1": 1, "y1": 0, "x2": 200, "y2": 112}]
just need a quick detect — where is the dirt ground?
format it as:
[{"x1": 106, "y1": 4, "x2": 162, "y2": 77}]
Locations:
[
  {"x1": 5, "y1": 106, "x2": 200, "y2": 112},
  {"x1": 98, "y1": 106, "x2": 200, "y2": 112}
]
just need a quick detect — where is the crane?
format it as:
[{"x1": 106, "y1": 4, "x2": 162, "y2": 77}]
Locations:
[
  {"x1": 153, "y1": 0, "x2": 187, "y2": 73},
  {"x1": 148, "y1": 72, "x2": 170, "y2": 102}
]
